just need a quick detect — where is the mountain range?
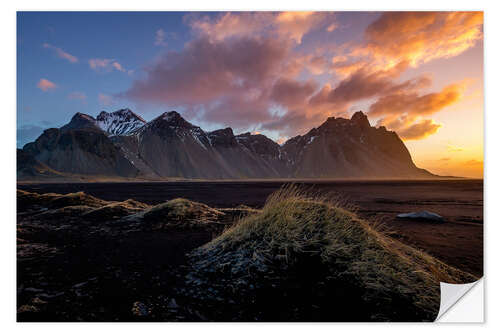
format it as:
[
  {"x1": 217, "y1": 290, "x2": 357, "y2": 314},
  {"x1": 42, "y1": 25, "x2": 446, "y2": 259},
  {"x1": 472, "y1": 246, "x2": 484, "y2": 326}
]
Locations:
[{"x1": 18, "y1": 108, "x2": 434, "y2": 180}]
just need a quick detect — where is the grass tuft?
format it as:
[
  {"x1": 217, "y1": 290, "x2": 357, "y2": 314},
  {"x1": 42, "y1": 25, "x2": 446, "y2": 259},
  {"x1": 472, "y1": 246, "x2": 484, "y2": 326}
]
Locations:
[{"x1": 186, "y1": 184, "x2": 476, "y2": 321}]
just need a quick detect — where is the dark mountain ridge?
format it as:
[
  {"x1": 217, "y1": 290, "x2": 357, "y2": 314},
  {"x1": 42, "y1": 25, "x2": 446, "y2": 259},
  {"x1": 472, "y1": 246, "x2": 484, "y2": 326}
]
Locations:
[{"x1": 19, "y1": 109, "x2": 434, "y2": 180}]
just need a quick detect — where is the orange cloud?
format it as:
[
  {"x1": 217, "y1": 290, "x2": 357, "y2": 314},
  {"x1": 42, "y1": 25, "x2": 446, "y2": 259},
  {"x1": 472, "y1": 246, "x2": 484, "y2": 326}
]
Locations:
[
  {"x1": 330, "y1": 58, "x2": 366, "y2": 78},
  {"x1": 369, "y1": 82, "x2": 465, "y2": 140},
  {"x1": 37, "y1": 78, "x2": 56, "y2": 92},
  {"x1": 369, "y1": 82, "x2": 465, "y2": 119},
  {"x1": 446, "y1": 144, "x2": 464, "y2": 152},
  {"x1": 362, "y1": 11, "x2": 483, "y2": 67},
  {"x1": 123, "y1": 12, "x2": 481, "y2": 142},
  {"x1": 397, "y1": 119, "x2": 441, "y2": 140},
  {"x1": 275, "y1": 11, "x2": 330, "y2": 43}
]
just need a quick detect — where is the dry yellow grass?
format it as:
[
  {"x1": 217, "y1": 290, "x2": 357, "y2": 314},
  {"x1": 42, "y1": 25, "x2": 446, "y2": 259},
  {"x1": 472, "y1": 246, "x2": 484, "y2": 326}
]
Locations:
[{"x1": 187, "y1": 185, "x2": 476, "y2": 321}]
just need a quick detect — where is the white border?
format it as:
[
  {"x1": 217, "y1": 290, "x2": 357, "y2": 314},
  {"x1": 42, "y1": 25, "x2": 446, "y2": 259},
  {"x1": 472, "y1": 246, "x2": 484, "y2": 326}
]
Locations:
[{"x1": 2, "y1": 0, "x2": 498, "y2": 331}]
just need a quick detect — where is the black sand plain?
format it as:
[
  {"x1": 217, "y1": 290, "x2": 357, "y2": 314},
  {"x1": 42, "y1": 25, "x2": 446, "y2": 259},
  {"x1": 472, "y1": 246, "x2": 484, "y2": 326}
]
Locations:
[{"x1": 17, "y1": 179, "x2": 483, "y2": 321}]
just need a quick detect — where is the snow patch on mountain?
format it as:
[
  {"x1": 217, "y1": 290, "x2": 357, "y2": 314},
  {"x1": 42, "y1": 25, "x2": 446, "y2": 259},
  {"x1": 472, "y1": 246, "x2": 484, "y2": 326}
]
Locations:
[{"x1": 96, "y1": 109, "x2": 146, "y2": 136}]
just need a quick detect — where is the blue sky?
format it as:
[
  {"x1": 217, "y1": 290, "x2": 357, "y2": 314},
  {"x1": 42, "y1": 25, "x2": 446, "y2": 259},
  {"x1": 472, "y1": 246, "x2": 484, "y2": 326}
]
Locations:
[
  {"x1": 17, "y1": 12, "x2": 192, "y2": 146},
  {"x1": 16, "y1": 12, "x2": 483, "y2": 177},
  {"x1": 17, "y1": 11, "x2": 377, "y2": 147}
]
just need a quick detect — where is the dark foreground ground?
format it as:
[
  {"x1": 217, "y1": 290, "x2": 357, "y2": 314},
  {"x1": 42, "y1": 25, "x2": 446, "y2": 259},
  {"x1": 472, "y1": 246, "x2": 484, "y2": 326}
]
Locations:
[{"x1": 17, "y1": 179, "x2": 483, "y2": 321}]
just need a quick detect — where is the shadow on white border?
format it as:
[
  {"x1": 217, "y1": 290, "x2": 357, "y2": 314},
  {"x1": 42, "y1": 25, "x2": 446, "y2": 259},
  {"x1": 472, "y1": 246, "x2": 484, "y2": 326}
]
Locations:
[{"x1": 436, "y1": 278, "x2": 484, "y2": 322}]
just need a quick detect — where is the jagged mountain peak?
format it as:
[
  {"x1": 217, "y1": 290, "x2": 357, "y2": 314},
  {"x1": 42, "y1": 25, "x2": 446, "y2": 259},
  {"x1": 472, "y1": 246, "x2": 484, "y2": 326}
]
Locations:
[
  {"x1": 161, "y1": 110, "x2": 181, "y2": 119},
  {"x1": 351, "y1": 111, "x2": 370, "y2": 128},
  {"x1": 209, "y1": 127, "x2": 234, "y2": 137},
  {"x1": 22, "y1": 108, "x2": 434, "y2": 179},
  {"x1": 97, "y1": 108, "x2": 146, "y2": 122},
  {"x1": 96, "y1": 108, "x2": 146, "y2": 136},
  {"x1": 148, "y1": 111, "x2": 195, "y2": 129},
  {"x1": 60, "y1": 112, "x2": 99, "y2": 132},
  {"x1": 73, "y1": 112, "x2": 95, "y2": 121}
]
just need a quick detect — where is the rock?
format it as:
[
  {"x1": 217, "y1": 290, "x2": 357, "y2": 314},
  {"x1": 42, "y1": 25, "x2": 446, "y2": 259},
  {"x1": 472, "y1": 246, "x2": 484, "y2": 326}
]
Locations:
[
  {"x1": 167, "y1": 298, "x2": 178, "y2": 309},
  {"x1": 18, "y1": 304, "x2": 40, "y2": 313},
  {"x1": 397, "y1": 211, "x2": 444, "y2": 222},
  {"x1": 131, "y1": 301, "x2": 150, "y2": 317}
]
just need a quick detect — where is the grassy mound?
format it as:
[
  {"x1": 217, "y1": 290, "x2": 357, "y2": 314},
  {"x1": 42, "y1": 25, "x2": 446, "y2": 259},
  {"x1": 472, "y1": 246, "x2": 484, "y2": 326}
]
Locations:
[
  {"x1": 141, "y1": 198, "x2": 225, "y2": 230},
  {"x1": 35, "y1": 205, "x2": 95, "y2": 220},
  {"x1": 17, "y1": 190, "x2": 61, "y2": 212},
  {"x1": 184, "y1": 186, "x2": 475, "y2": 321},
  {"x1": 17, "y1": 189, "x2": 107, "y2": 211},
  {"x1": 47, "y1": 192, "x2": 107, "y2": 209},
  {"x1": 83, "y1": 199, "x2": 150, "y2": 221}
]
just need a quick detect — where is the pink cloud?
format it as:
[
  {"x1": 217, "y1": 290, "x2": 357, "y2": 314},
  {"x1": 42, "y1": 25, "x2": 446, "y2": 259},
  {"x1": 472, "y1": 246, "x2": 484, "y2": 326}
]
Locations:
[
  {"x1": 120, "y1": 12, "x2": 481, "y2": 141},
  {"x1": 37, "y1": 78, "x2": 56, "y2": 92},
  {"x1": 122, "y1": 36, "x2": 289, "y2": 127},
  {"x1": 43, "y1": 43, "x2": 78, "y2": 63},
  {"x1": 187, "y1": 12, "x2": 335, "y2": 44}
]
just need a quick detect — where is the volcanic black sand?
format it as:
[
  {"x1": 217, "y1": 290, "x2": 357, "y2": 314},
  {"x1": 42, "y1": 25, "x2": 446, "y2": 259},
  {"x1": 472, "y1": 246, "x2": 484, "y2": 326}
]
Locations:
[
  {"x1": 18, "y1": 179, "x2": 483, "y2": 276},
  {"x1": 17, "y1": 179, "x2": 483, "y2": 321}
]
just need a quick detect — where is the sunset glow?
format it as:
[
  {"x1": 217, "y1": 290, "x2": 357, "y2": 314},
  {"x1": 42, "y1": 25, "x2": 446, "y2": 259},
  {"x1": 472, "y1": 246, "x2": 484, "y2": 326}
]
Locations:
[{"x1": 17, "y1": 11, "x2": 484, "y2": 178}]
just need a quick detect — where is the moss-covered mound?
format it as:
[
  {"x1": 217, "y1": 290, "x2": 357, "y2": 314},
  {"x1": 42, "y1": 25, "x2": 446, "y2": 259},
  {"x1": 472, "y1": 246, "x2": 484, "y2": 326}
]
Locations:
[
  {"x1": 141, "y1": 198, "x2": 226, "y2": 230},
  {"x1": 184, "y1": 187, "x2": 476, "y2": 321}
]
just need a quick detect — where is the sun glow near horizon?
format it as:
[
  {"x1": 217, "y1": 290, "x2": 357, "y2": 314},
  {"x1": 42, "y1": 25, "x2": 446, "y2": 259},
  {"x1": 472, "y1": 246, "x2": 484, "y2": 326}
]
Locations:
[{"x1": 17, "y1": 11, "x2": 483, "y2": 178}]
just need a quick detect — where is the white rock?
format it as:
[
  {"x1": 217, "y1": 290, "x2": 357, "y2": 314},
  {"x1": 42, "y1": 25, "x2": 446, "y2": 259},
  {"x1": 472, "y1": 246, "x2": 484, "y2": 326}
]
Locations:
[{"x1": 397, "y1": 211, "x2": 444, "y2": 222}]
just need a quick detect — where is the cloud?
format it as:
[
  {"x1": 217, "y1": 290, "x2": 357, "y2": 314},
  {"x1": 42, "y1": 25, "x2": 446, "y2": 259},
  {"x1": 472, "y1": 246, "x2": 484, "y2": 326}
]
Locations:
[
  {"x1": 37, "y1": 78, "x2": 56, "y2": 92},
  {"x1": 464, "y1": 159, "x2": 483, "y2": 167},
  {"x1": 89, "y1": 58, "x2": 128, "y2": 73},
  {"x1": 270, "y1": 77, "x2": 317, "y2": 109},
  {"x1": 122, "y1": 36, "x2": 289, "y2": 127},
  {"x1": 67, "y1": 91, "x2": 87, "y2": 103},
  {"x1": 367, "y1": 82, "x2": 465, "y2": 140},
  {"x1": 326, "y1": 22, "x2": 337, "y2": 32},
  {"x1": 396, "y1": 119, "x2": 442, "y2": 140},
  {"x1": 361, "y1": 11, "x2": 483, "y2": 67},
  {"x1": 154, "y1": 29, "x2": 168, "y2": 46},
  {"x1": 309, "y1": 61, "x2": 410, "y2": 111},
  {"x1": 43, "y1": 43, "x2": 78, "y2": 63},
  {"x1": 369, "y1": 82, "x2": 465, "y2": 120},
  {"x1": 187, "y1": 12, "x2": 335, "y2": 44},
  {"x1": 274, "y1": 11, "x2": 332, "y2": 44},
  {"x1": 446, "y1": 144, "x2": 464, "y2": 152},
  {"x1": 119, "y1": 12, "x2": 481, "y2": 141},
  {"x1": 98, "y1": 93, "x2": 113, "y2": 106}
]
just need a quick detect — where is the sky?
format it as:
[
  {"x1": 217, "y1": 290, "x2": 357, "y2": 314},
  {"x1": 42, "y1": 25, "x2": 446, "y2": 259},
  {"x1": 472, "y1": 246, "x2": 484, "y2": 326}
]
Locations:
[{"x1": 17, "y1": 11, "x2": 484, "y2": 178}]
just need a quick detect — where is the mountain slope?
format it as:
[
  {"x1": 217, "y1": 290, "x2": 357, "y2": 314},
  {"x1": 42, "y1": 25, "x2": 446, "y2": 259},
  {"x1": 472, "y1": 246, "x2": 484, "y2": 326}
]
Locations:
[
  {"x1": 19, "y1": 109, "x2": 435, "y2": 180},
  {"x1": 17, "y1": 149, "x2": 63, "y2": 179},
  {"x1": 23, "y1": 119, "x2": 139, "y2": 177},
  {"x1": 281, "y1": 112, "x2": 432, "y2": 178},
  {"x1": 113, "y1": 111, "x2": 286, "y2": 178}
]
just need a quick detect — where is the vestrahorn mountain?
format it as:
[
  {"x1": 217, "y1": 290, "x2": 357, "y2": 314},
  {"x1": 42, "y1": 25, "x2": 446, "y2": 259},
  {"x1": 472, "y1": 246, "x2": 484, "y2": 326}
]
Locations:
[{"x1": 19, "y1": 108, "x2": 434, "y2": 180}]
